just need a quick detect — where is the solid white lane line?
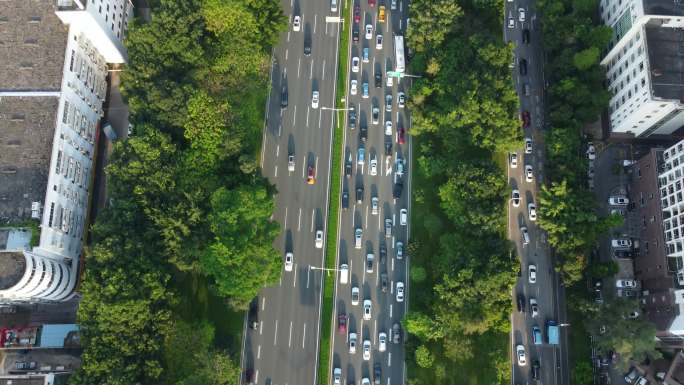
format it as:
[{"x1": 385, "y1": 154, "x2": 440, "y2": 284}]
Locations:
[
  {"x1": 284, "y1": 207, "x2": 288, "y2": 229},
  {"x1": 306, "y1": 106, "x2": 310, "y2": 126},
  {"x1": 274, "y1": 320, "x2": 279, "y2": 346},
  {"x1": 293, "y1": 265, "x2": 297, "y2": 287},
  {"x1": 314, "y1": 14, "x2": 317, "y2": 33},
  {"x1": 322, "y1": 59, "x2": 326, "y2": 81},
  {"x1": 306, "y1": 266, "x2": 310, "y2": 288},
  {"x1": 310, "y1": 60, "x2": 314, "y2": 79},
  {"x1": 318, "y1": 109, "x2": 322, "y2": 129},
  {"x1": 298, "y1": 208, "x2": 302, "y2": 231},
  {"x1": 298, "y1": 57, "x2": 301, "y2": 78},
  {"x1": 311, "y1": 209, "x2": 315, "y2": 232},
  {"x1": 365, "y1": 205, "x2": 369, "y2": 228},
  {"x1": 293, "y1": 105, "x2": 297, "y2": 126},
  {"x1": 315, "y1": 156, "x2": 319, "y2": 178},
  {"x1": 289, "y1": 321, "x2": 293, "y2": 347},
  {"x1": 302, "y1": 323, "x2": 307, "y2": 348},
  {"x1": 352, "y1": 204, "x2": 357, "y2": 227},
  {"x1": 373, "y1": 320, "x2": 377, "y2": 344},
  {"x1": 302, "y1": 156, "x2": 306, "y2": 178},
  {"x1": 378, "y1": 207, "x2": 382, "y2": 230}
]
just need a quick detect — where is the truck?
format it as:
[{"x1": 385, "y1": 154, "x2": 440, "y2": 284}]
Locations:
[{"x1": 547, "y1": 320, "x2": 559, "y2": 345}]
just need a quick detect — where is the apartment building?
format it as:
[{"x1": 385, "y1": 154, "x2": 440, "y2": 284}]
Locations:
[
  {"x1": 0, "y1": 0, "x2": 132, "y2": 302},
  {"x1": 599, "y1": 0, "x2": 684, "y2": 137}
]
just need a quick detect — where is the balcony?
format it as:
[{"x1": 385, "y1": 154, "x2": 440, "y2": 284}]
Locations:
[{"x1": 56, "y1": 0, "x2": 85, "y2": 11}]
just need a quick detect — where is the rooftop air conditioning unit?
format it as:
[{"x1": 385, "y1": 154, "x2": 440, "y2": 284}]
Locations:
[{"x1": 31, "y1": 202, "x2": 41, "y2": 219}]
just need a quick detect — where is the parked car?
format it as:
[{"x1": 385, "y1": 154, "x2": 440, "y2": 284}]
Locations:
[
  {"x1": 512, "y1": 189, "x2": 521, "y2": 207},
  {"x1": 395, "y1": 281, "x2": 404, "y2": 302},
  {"x1": 525, "y1": 137, "x2": 533, "y2": 154},
  {"x1": 528, "y1": 203, "x2": 537, "y2": 221},
  {"x1": 521, "y1": 110, "x2": 531, "y2": 128},
  {"x1": 396, "y1": 241, "x2": 404, "y2": 260},
  {"x1": 516, "y1": 344, "x2": 527, "y2": 366},
  {"x1": 517, "y1": 293, "x2": 525, "y2": 313},
  {"x1": 510, "y1": 152, "x2": 518, "y2": 168},
  {"x1": 525, "y1": 165, "x2": 534, "y2": 182},
  {"x1": 609, "y1": 196, "x2": 629, "y2": 206},
  {"x1": 616, "y1": 279, "x2": 637, "y2": 288},
  {"x1": 614, "y1": 250, "x2": 633, "y2": 259},
  {"x1": 529, "y1": 298, "x2": 539, "y2": 317},
  {"x1": 612, "y1": 238, "x2": 632, "y2": 248}
]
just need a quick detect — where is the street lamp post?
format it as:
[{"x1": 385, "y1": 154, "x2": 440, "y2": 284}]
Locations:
[
  {"x1": 309, "y1": 265, "x2": 341, "y2": 274},
  {"x1": 320, "y1": 106, "x2": 354, "y2": 111}
]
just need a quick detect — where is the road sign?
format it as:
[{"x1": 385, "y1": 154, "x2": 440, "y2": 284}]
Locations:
[{"x1": 387, "y1": 71, "x2": 402, "y2": 78}]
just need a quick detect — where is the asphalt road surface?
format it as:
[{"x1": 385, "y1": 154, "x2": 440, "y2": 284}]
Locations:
[
  {"x1": 242, "y1": 0, "x2": 342, "y2": 384},
  {"x1": 329, "y1": 1, "x2": 411, "y2": 385},
  {"x1": 505, "y1": 1, "x2": 570, "y2": 385}
]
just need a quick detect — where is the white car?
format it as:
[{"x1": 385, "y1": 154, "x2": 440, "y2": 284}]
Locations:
[
  {"x1": 355, "y1": 227, "x2": 363, "y2": 249},
  {"x1": 352, "y1": 56, "x2": 360, "y2": 73},
  {"x1": 400, "y1": 208, "x2": 407, "y2": 225},
  {"x1": 365, "y1": 24, "x2": 373, "y2": 39},
  {"x1": 516, "y1": 344, "x2": 527, "y2": 366},
  {"x1": 508, "y1": 17, "x2": 515, "y2": 29},
  {"x1": 371, "y1": 196, "x2": 379, "y2": 215},
  {"x1": 288, "y1": 155, "x2": 295, "y2": 172},
  {"x1": 612, "y1": 238, "x2": 632, "y2": 248},
  {"x1": 528, "y1": 203, "x2": 537, "y2": 221},
  {"x1": 350, "y1": 80, "x2": 358, "y2": 95},
  {"x1": 351, "y1": 286, "x2": 360, "y2": 305},
  {"x1": 529, "y1": 298, "x2": 539, "y2": 318},
  {"x1": 524, "y1": 137, "x2": 533, "y2": 154},
  {"x1": 376, "y1": 34, "x2": 383, "y2": 50},
  {"x1": 385, "y1": 120, "x2": 393, "y2": 136},
  {"x1": 284, "y1": 252, "x2": 293, "y2": 272},
  {"x1": 363, "y1": 299, "x2": 372, "y2": 320},
  {"x1": 397, "y1": 92, "x2": 406, "y2": 108},
  {"x1": 334, "y1": 368, "x2": 342, "y2": 385},
  {"x1": 396, "y1": 281, "x2": 404, "y2": 302},
  {"x1": 315, "y1": 230, "x2": 323, "y2": 248},
  {"x1": 311, "y1": 91, "x2": 319, "y2": 109},
  {"x1": 512, "y1": 189, "x2": 520, "y2": 207},
  {"x1": 349, "y1": 332, "x2": 357, "y2": 354},
  {"x1": 293, "y1": 15, "x2": 301, "y2": 31},
  {"x1": 372, "y1": 106, "x2": 380, "y2": 125},
  {"x1": 528, "y1": 264, "x2": 537, "y2": 284},
  {"x1": 616, "y1": 279, "x2": 637, "y2": 288},
  {"x1": 361, "y1": 378, "x2": 370, "y2": 385},
  {"x1": 587, "y1": 144, "x2": 596, "y2": 160},
  {"x1": 518, "y1": 7, "x2": 526, "y2": 22},
  {"x1": 363, "y1": 339, "x2": 371, "y2": 360},
  {"x1": 510, "y1": 152, "x2": 518, "y2": 168},
  {"x1": 608, "y1": 196, "x2": 629, "y2": 206},
  {"x1": 525, "y1": 165, "x2": 533, "y2": 182},
  {"x1": 390, "y1": 0, "x2": 397, "y2": 10},
  {"x1": 370, "y1": 155, "x2": 378, "y2": 176},
  {"x1": 378, "y1": 332, "x2": 387, "y2": 352}
]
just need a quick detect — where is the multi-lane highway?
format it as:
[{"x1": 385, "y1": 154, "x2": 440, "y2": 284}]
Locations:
[
  {"x1": 242, "y1": 0, "x2": 342, "y2": 384},
  {"x1": 506, "y1": 1, "x2": 570, "y2": 385},
  {"x1": 329, "y1": 0, "x2": 411, "y2": 385}
]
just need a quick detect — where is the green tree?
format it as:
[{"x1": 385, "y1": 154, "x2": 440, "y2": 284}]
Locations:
[
  {"x1": 588, "y1": 260, "x2": 619, "y2": 279},
  {"x1": 403, "y1": 312, "x2": 445, "y2": 341},
  {"x1": 410, "y1": 266, "x2": 427, "y2": 283},
  {"x1": 415, "y1": 345, "x2": 435, "y2": 368},
  {"x1": 407, "y1": 0, "x2": 463, "y2": 52},
  {"x1": 572, "y1": 360, "x2": 593, "y2": 385},
  {"x1": 201, "y1": 183, "x2": 281, "y2": 309}
]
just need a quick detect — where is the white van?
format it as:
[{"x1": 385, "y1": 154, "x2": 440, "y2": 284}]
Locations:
[
  {"x1": 331, "y1": 0, "x2": 338, "y2": 12},
  {"x1": 340, "y1": 264, "x2": 349, "y2": 284}
]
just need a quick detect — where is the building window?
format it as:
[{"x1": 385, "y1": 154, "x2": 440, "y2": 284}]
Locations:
[
  {"x1": 48, "y1": 202, "x2": 55, "y2": 227},
  {"x1": 55, "y1": 151, "x2": 62, "y2": 174},
  {"x1": 62, "y1": 101, "x2": 69, "y2": 123}
]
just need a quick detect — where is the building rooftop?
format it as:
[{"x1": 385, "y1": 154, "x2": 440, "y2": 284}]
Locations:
[
  {"x1": 0, "y1": 97, "x2": 57, "y2": 224},
  {"x1": 646, "y1": 24, "x2": 684, "y2": 102},
  {"x1": 0, "y1": 1, "x2": 68, "y2": 92},
  {"x1": 0, "y1": 252, "x2": 25, "y2": 291},
  {"x1": 644, "y1": 0, "x2": 684, "y2": 17}
]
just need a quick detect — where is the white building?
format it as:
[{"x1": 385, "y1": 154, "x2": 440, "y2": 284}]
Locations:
[
  {"x1": 599, "y1": 0, "x2": 684, "y2": 137},
  {"x1": 0, "y1": 0, "x2": 132, "y2": 302}
]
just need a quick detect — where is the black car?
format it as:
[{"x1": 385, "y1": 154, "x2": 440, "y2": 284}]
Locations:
[
  {"x1": 349, "y1": 107, "x2": 357, "y2": 129},
  {"x1": 381, "y1": 273, "x2": 388, "y2": 292},
  {"x1": 360, "y1": 123, "x2": 368, "y2": 142},
  {"x1": 379, "y1": 243, "x2": 386, "y2": 264},
  {"x1": 391, "y1": 322, "x2": 402, "y2": 344},
  {"x1": 374, "y1": 71, "x2": 382, "y2": 88},
  {"x1": 280, "y1": 84, "x2": 288, "y2": 108},
  {"x1": 248, "y1": 298, "x2": 259, "y2": 329},
  {"x1": 342, "y1": 190, "x2": 349, "y2": 209},
  {"x1": 374, "y1": 362, "x2": 382, "y2": 385},
  {"x1": 384, "y1": 139, "x2": 392, "y2": 156},
  {"x1": 356, "y1": 186, "x2": 364, "y2": 203},
  {"x1": 304, "y1": 26, "x2": 312, "y2": 56},
  {"x1": 345, "y1": 151, "x2": 353, "y2": 177},
  {"x1": 614, "y1": 250, "x2": 633, "y2": 259},
  {"x1": 522, "y1": 28, "x2": 530, "y2": 44},
  {"x1": 517, "y1": 293, "x2": 525, "y2": 313},
  {"x1": 392, "y1": 179, "x2": 403, "y2": 199},
  {"x1": 519, "y1": 59, "x2": 527, "y2": 76},
  {"x1": 353, "y1": 25, "x2": 360, "y2": 42},
  {"x1": 532, "y1": 360, "x2": 540, "y2": 379}
]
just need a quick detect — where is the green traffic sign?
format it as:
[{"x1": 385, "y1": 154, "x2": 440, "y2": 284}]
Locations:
[{"x1": 387, "y1": 71, "x2": 403, "y2": 78}]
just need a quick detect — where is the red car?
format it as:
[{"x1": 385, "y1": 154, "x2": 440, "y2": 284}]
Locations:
[
  {"x1": 338, "y1": 314, "x2": 347, "y2": 334},
  {"x1": 307, "y1": 165, "x2": 316, "y2": 185},
  {"x1": 521, "y1": 111, "x2": 531, "y2": 128},
  {"x1": 354, "y1": 3, "x2": 361, "y2": 23},
  {"x1": 368, "y1": 0, "x2": 375, "y2": 7},
  {"x1": 397, "y1": 126, "x2": 406, "y2": 144}
]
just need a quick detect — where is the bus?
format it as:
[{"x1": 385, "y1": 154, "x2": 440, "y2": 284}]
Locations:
[{"x1": 394, "y1": 35, "x2": 405, "y2": 74}]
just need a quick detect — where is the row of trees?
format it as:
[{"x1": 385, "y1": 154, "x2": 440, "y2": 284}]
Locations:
[
  {"x1": 70, "y1": 1, "x2": 286, "y2": 384},
  {"x1": 536, "y1": 0, "x2": 660, "y2": 382},
  {"x1": 403, "y1": 0, "x2": 521, "y2": 383}
]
